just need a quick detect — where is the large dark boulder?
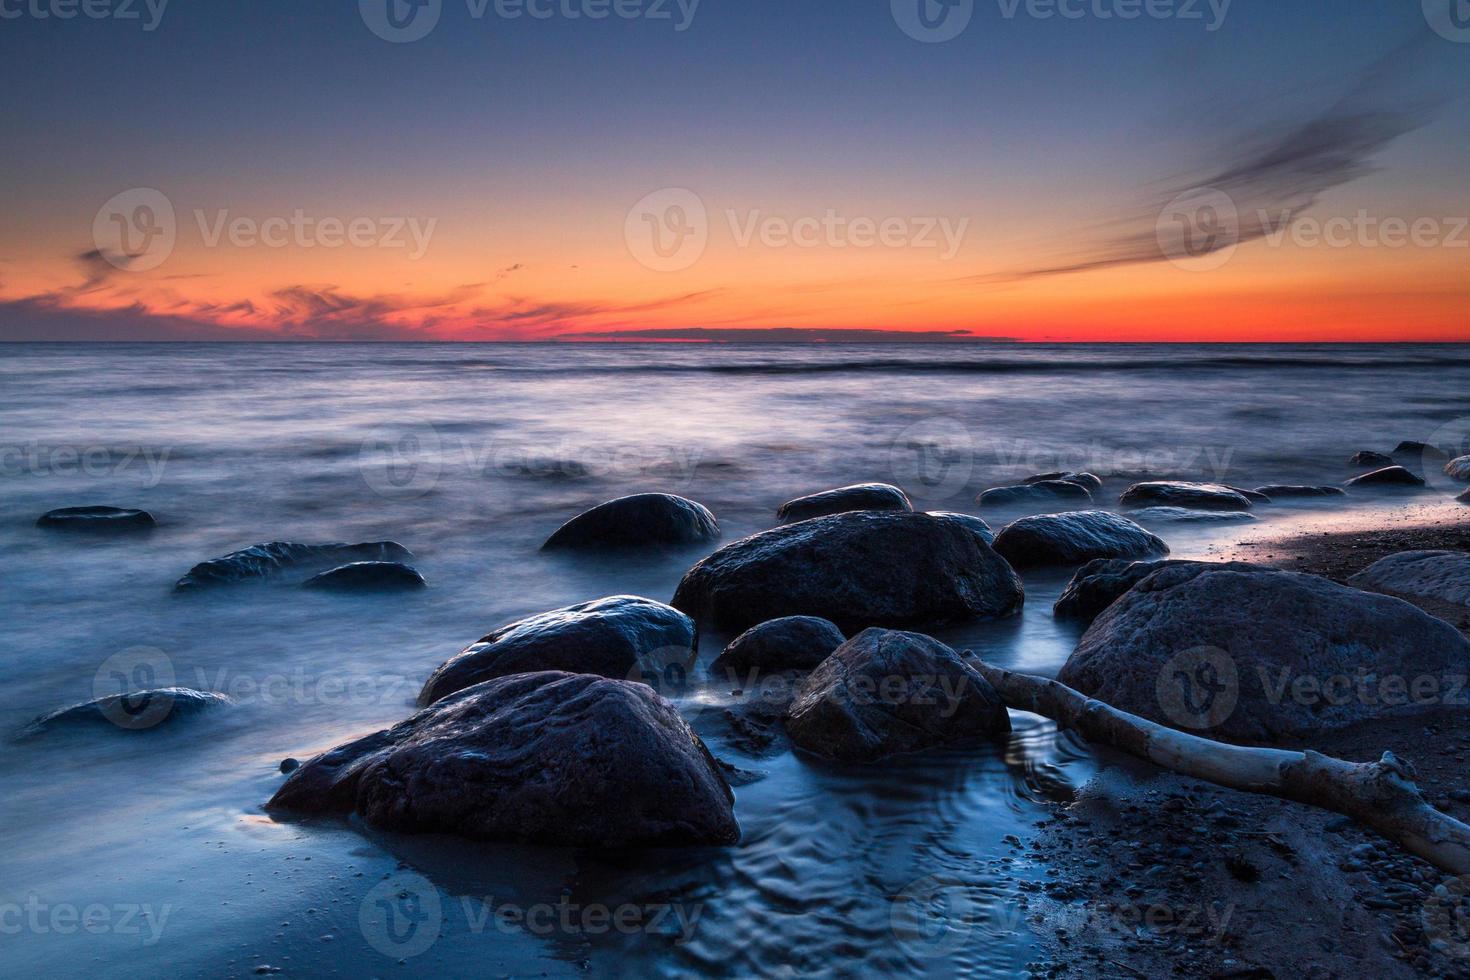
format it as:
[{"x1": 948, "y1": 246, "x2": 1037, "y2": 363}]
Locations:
[
  {"x1": 22, "y1": 688, "x2": 232, "y2": 736},
  {"x1": 671, "y1": 512, "x2": 1023, "y2": 634},
  {"x1": 1349, "y1": 551, "x2": 1470, "y2": 609},
  {"x1": 1446, "y1": 457, "x2": 1470, "y2": 482},
  {"x1": 784, "y1": 628, "x2": 1010, "y2": 761},
  {"x1": 1119, "y1": 482, "x2": 1252, "y2": 512},
  {"x1": 419, "y1": 596, "x2": 695, "y2": 706},
  {"x1": 175, "y1": 541, "x2": 412, "y2": 591},
  {"x1": 268, "y1": 672, "x2": 739, "y2": 846},
  {"x1": 1054, "y1": 559, "x2": 1192, "y2": 625},
  {"x1": 1057, "y1": 564, "x2": 1470, "y2": 743},
  {"x1": 1397, "y1": 441, "x2": 1449, "y2": 461},
  {"x1": 777, "y1": 483, "x2": 911, "y2": 522},
  {"x1": 542, "y1": 493, "x2": 718, "y2": 550},
  {"x1": 1254, "y1": 485, "x2": 1347, "y2": 499},
  {"x1": 991, "y1": 511, "x2": 1168, "y2": 568},
  {"x1": 303, "y1": 562, "x2": 426, "y2": 592},
  {"x1": 37, "y1": 506, "x2": 155, "y2": 532},
  {"x1": 1345, "y1": 466, "x2": 1425, "y2": 488},
  {"x1": 979, "y1": 481, "x2": 1092, "y2": 508},
  {"x1": 709, "y1": 616, "x2": 845, "y2": 679}
]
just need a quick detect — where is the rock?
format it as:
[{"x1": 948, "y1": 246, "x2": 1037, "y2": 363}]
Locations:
[
  {"x1": 279, "y1": 757, "x2": 301, "y2": 774},
  {"x1": 776, "y1": 483, "x2": 912, "y2": 523},
  {"x1": 22, "y1": 688, "x2": 233, "y2": 735},
  {"x1": 784, "y1": 628, "x2": 1010, "y2": 761},
  {"x1": 1025, "y1": 472, "x2": 1104, "y2": 493},
  {"x1": 1057, "y1": 564, "x2": 1470, "y2": 742},
  {"x1": 175, "y1": 541, "x2": 412, "y2": 591},
  {"x1": 1253, "y1": 485, "x2": 1347, "y2": 499},
  {"x1": 303, "y1": 562, "x2": 426, "y2": 592},
  {"x1": 1226, "y1": 487, "x2": 1272, "y2": 504},
  {"x1": 36, "y1": 506, "x2": 156, "y2": 532},
  {"x1": 671, "y1": 511, "x2": 1023, "y2": 634},
  {"x1": 709, "y1": 616, "x2": 845, "y2": 679},
  {"x1": 1118, "y1": 482, "x2": 1253, "y2": 512},
  {"x1": 1396, "y1": 441, "x2": 1449, "y2": 460},
  {"x1": 1446, "y1": 456, "x2": 1470, "y2": 482},
  {"x1": 1350, "y1": 451, "x2": 1394, "y2": 468},
  {"x1": 269, "y1": 671, "x2": 739, "y2": 846},
  {"x1": 1127, "y1": 507, "x2": 1257, "y2": 524},
  {"x1": 1460, "y1": 488, "x2": 1470, "y2": 506},
  {"x1": 418, "y1": 596, "x2": 695, "y2": 706},
  {"x1": 542, "y1": 493, "x2": 718, "y2": 550},
  {"x1": 931, "y1": 511, "x2": 996, "y2": 544},
  {"x1": 991, "y1": 511, "x2": 1169, "y2": 568},
  {"x1": 979, "y1": 481, "x2": 1093, "y2": 508},
  {"x1": 1344, "y1": 466, "x2": 1425, "y2": 488},
  {"x1": 1349, "y1": 551, "x2": 1470, "y2": 609},
  {"x1": 1054, "y1": 559, "x2": 1203, "y2": 625}
]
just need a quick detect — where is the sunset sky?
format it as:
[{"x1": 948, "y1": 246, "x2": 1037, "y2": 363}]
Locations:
[{"x1": 1, "y1": 0, "x2": 1466, "y2": 341}]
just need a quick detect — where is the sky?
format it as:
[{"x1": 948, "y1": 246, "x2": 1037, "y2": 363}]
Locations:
[{"x1": 0, "y1": 0, "x2": 1466, "y2": 342}]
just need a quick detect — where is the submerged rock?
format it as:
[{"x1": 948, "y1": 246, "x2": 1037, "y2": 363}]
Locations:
[
  {"x1": 268, "y1": 671, "x2": 739, "y2": 846},
  {"x1": 1025, "y1": 472, "x2": 1104, "y2": 493},
  {"x1": 1396, "y1": 441, "x2": 1449, "y2": 461},
  {"x1": 709, "y1": 616, "x2": 845, "y2": 678},
  {"x1": 671, "y1": 511, "x2": 1023, "y2": 634},
  {"x1": 1344, "y1": 466, "x2": 1426, "y2": 488},
  {"x1": 785, "y1": 628, "x2": 1010, "y2": 761},
  {"x1": 175, "y1": 541, "x2": 412, "y2": 591},
  {"x1": 1350, "y1": 551, "x2": 1470, "y2": 609},
  {"x1": 303, "y1": 562, "x2": 426, "y2": 592},
  {"x1": 1446, "y1": 456, "x2": 1470, "y2": 482},
  {"x1": 1253, "y1": 485, "x2": 1347, "y2": 499},
  {"x1": 1127, "y1": 507, "x2": 1257, "y2": 524},
  {"x1": 542, "y1": 493, "x2": 718, "y2": 550},
  {"x1": 991, "y1": 511, "x2": 1168, "y2": 568},
  {"x1": 1350, "y1": 451, "x2": 1395, "y2": 468},
  {"x1": 1118, "y1": 482, "x2": 1253, "y2": 512},
  {"x1": 37, "y1": 506, "x2": 156, "y2": 532},
  {"x1": 1226, "y1": 486, "x2": 1272, "y2": 504},
  {"x1": 979, "y1": 481, "x2": 1093, "y2": 508},
  {"x1": 22, "y1": 688, "x2": 232, "y2": 735},
  {"x1": 777, "y1": 483, "x2": 912, "y2": 522},
  {"x1": 418, "y1": 595, "x2": 695, "y2": 706},
  {"x1": 1058, "y1": 564, "x2": 1470, "y2": 743}
]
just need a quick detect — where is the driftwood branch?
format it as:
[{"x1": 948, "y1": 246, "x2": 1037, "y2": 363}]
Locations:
[{"x1": 971, "y1": 659, "x2": 1470, "y2": 875}]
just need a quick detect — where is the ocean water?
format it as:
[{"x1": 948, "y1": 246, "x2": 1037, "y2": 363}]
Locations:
[{"x1": 2, "y1": 342, "x2": 1468, "y2": 978}]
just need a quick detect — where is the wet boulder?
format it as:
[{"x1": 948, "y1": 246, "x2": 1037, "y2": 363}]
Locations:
[
  {"x1": 1127, "y1": 507, "x2": 1256, "y2": 524},
  {"x1": 991, "y1": 511, "x2": 1168, "y2": 568},
  {"x1": 175, "y1": 541, "x2": 412, "y2": 591},
  {"x1": 1350, "y1": 451, "x2": 1394, "y2": 468},
  {"x1": 303, "y1": 562, "x2": 426, "y2": 592},
  {"x1": 979, "y1": 481, "x2": 1093, "y2": 508},
  {"x1": 785, "y1": 628, "x2": 1009, "y2": 761},
  {"x1": 1055, "y1": 559, "x2": 1194, "y2": 625},
  {"x1": 671, "y1": 511, "x2": 1023, "y2": 635},
  {"x1": 1396, "y1": 441, "x2": 1449, "y2": 461},
  {"x1": 1446, "y1": 456, "x2": 1470, "y2": 482},
  {"x1": 542, "y1": 493, "x2": 718, "y2": 550},
  {"x1": 1025, "y1": 472, "x2": 1103, "y2": 493},
  {"x1": 1254, "y1": 485, "x2": 1347, "y2": 499},
  {"x1": 22, "y1": 688, "x2": 233, "y2": 736},
  {"x1": 418, "y1": 595, "x2": 695, "y2": 706},
  {"x1": 37, "y1": 506, "x2": 156, "y2": 533},
  {"x1": 709, "y1": 616, "x2": 845, "y2": 679},
  {"x1": 1118, "y1": 482, "x2": 1253, "y2": 512},
  {"x1": 1226, "y1": 487, "x2": 1272, "y2": 505},
  {"x1": 268, "y1": 671, "x2": 739, "y2": 846},
  {"x1": 1057, "y1": 564, "x2": 1470, "y2": 743},
  {"x1": 1350, "y1": 551, "x2": 1470, "y2": 609},
  {"x1": 777, "y1": 483, "x2": 911, "y2": 523},
  {"x1": 1345, "y1": 466, "x2": 1425, "y2": 488}
]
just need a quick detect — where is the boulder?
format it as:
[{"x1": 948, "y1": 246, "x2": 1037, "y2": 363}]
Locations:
[
  {"x1": 1460, "y1": 488, "x2": 1470, "y2": 506},
  {"x1": 268, "y1": 671, "x2": 739, "y2": 846},
  {"x1": 1446, "y1": 456, "x2": 1470, "y2": 482},
  {"x1": 1025, "y1": 472, "x2": 1104, "y2": 493},
  {"x1": 777, "y1": 483, "x2": 912, "y2": 523},
  {"x1": 1350, "y1": 451, "x2": 1395, "y2": 468},
  {"x1": 991, "y1": 511, "x2": 1169, "y2": 568},
  {"x1": 542, "y1": 493, "x2": 718, "y2": 550},
  {"x1": 1349, "y1": 551, "x2": 1470, "y2": 609},
  {"x1": 303, "y1": 562, "x2": 426, "y2": 592},
  {"x1": 671, "y1": 511, "x2": 1023, "y2": 634},
  {"x1": 22, "y1": 688, "x2": 232, "y2": 736},
  {"x1": 1254, "y1": 485, "x2": 1347, "y2": 499},
  {"x1": 1344, "y1": 466, "x2": 1425, "y2": 488},
  {"x1": 784, "y1": 628, "x2": 1009, "y2": 761},
  {"x1": 709, "y1": 616, "x2": 845, "y2": 679},
  {"x1": 1119, "y1": 482, "x2": 1253, "y2": 512},
  {"x1": 1226, "y1": 487, "x2": 1272, "y2": 504},
  {"x1": 1396, "y1": 441, "x2": 1449, "y2": 461},
  {"x1": 37, "y1": 506, "x2": 156, "y2": 532},
  {"x1": 1057, "y1": 564, "x2": 1470, "y2": 743},
  {"x1": 418, "y1": 596, "x2": 695, "y2": 706},
  {"x1": 1127, "y1": 507, "x2": 1257, "y2": 524},
  {"x1": 175, "y1": 541, "x2": 412, "y2": 591},
  {"x1": 1054, "y1": 559, "x2": 1203, "y2": 625},
  {"x1": 979, "y1": 481, "x2": 1092, "y2": 508}
]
